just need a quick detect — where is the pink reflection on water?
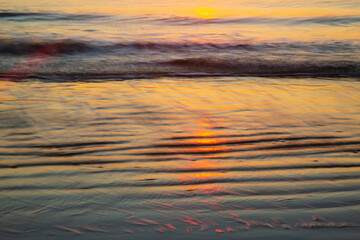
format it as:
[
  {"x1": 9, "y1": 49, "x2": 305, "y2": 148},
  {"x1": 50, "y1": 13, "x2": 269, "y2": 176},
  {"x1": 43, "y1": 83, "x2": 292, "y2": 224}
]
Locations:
[{"x1": 3, "y1": 43, "x2": 59, "y2": 81}]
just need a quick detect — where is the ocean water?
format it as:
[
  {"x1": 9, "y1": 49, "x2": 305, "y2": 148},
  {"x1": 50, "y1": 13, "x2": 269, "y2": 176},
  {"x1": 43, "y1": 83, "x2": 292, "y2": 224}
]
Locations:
[
  {"x1": 0, "y1": 1, "x2": 360, "y2": 239},
  {"x1": 1, "y1": 0, "x2": 360, "y2": 79}
]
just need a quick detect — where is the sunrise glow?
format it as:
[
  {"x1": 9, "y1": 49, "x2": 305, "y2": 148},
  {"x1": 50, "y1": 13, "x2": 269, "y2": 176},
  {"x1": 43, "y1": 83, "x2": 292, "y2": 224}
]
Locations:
[{"x1": 194, "y1": 6, "x2": 216, "y2": 19}]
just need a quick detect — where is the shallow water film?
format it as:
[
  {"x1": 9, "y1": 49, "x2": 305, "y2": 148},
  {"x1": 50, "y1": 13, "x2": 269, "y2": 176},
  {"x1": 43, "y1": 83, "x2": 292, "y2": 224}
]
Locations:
[
  {"x1": 1, "y1": 77, "x2": 360, "y2": 239},
  {"x1": 0, "y1": 0, "x2": 360, "y2": 239}
]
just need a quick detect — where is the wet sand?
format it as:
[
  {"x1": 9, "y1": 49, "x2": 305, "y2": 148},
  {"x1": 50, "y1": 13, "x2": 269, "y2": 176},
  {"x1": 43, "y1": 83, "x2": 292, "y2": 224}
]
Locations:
[{"x1": 0, "y1": 77, "x2": 359, "y2": 239}]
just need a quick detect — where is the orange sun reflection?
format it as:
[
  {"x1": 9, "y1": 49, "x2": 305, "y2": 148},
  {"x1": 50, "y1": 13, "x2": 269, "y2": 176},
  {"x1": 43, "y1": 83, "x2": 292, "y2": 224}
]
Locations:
[
  {"x1": 179, "y1": 160, "x2": 226, "y2": 194},
  {"x1": 179, "y1": 117, "x2": 229, "y2": 194},
  {"x1": 189, "y1": 118, "x2": 230, "y2": 155}
]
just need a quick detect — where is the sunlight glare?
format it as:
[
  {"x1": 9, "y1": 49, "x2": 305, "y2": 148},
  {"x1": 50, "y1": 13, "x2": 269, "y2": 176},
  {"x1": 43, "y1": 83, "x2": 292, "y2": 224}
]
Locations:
[{"x1": 195, "y1": 6, "x2": 216, "y2": 19}]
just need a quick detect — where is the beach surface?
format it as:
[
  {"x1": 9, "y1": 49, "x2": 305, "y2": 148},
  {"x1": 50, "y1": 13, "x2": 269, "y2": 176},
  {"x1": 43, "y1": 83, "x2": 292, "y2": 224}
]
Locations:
[{"x1": 1, "y1": 77, "x2": 360, "y2": 239}]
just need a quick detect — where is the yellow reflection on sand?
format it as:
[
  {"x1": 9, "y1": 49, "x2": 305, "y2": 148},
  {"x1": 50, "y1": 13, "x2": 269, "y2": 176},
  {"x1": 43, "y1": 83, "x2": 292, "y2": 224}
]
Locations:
[
  {"x1": 178, "y1": 118, "x2": 229, "y2": 194},
  {"x1": 180, "y1": 159, "x2": 225, "y2": 194}
]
